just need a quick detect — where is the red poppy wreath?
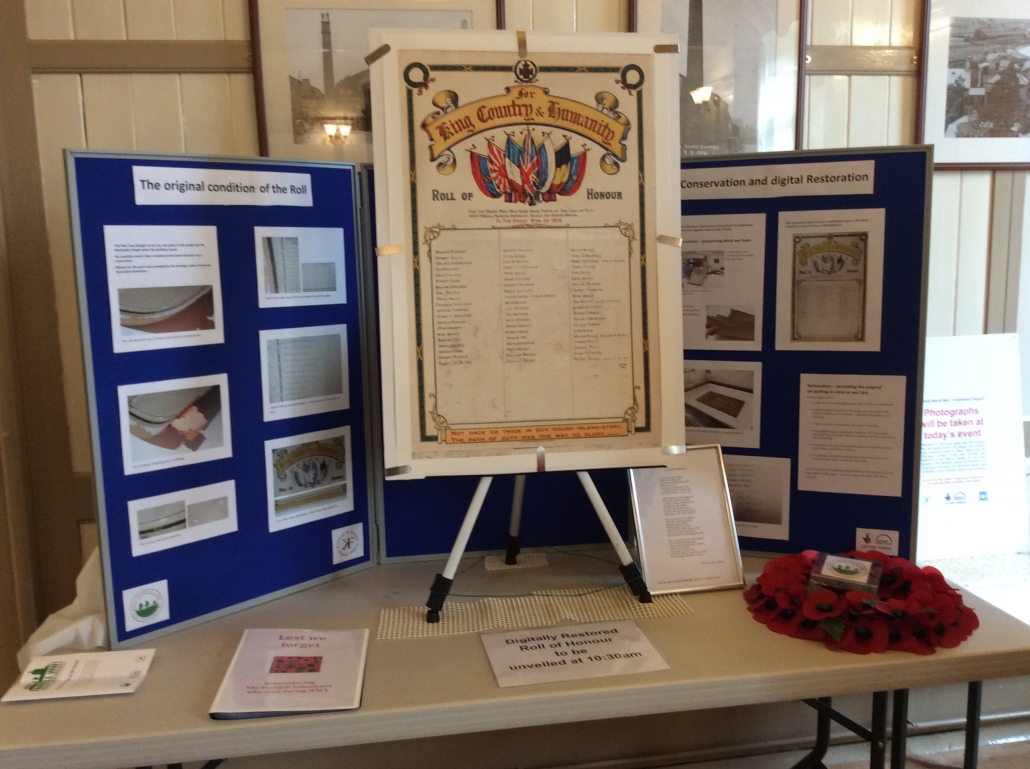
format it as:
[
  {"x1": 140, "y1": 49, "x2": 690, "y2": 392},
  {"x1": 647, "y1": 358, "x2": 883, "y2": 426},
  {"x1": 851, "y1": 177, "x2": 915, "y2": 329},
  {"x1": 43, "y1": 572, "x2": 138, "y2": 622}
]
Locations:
[{"x1": 743, "y1": 550, "x2": 979, "y2": 654}]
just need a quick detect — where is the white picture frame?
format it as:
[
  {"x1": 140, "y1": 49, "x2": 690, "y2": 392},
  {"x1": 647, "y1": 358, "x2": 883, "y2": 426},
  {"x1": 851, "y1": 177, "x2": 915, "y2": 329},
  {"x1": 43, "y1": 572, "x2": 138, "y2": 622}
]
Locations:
[
  {"x1": 923, "y1": 0, "x2": 1030, "y2": 167},
  {"x1": 629, "y1": 445, "x2": 744, "y2": 595}
]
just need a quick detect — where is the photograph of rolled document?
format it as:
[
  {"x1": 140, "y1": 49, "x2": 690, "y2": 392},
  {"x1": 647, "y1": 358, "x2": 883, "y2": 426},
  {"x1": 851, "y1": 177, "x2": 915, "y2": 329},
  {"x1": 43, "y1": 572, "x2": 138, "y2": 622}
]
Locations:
[{"x1": 118, "y1": 285, "x2": 215, "y2": 334}]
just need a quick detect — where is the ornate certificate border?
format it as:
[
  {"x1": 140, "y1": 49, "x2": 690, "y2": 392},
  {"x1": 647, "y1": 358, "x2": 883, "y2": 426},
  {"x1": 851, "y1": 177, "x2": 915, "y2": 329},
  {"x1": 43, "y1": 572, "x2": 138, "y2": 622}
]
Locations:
[{"x1": 370, "y1": 30, "x2": 684, "y2": 479}]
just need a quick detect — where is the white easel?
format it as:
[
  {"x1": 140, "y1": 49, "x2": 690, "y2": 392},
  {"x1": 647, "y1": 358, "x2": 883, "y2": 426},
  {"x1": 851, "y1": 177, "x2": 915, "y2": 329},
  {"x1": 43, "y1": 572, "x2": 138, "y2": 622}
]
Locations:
[{"x1": 425, "y1": 471, "x2": 653, "y2": 622}]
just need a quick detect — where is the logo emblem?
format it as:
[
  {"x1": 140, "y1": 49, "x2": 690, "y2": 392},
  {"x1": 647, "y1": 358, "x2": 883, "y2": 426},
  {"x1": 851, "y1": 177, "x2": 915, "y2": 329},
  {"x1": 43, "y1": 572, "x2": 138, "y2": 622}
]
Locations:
[
  {"x1": 122, "y1": 579, "x2": 170, "y2": 630},
  {"x1": 130, "y1": 587, "x2": 164, "y2": 622},
  {"x1": 513, "y1": 59, "x2": 538, "y2": 83},
  {"x1": 332, "y1": 523, "x2": 363, "y2": 565},
  {"x1": 26, "y1": 662, "x2": 62, "y2": 692}
]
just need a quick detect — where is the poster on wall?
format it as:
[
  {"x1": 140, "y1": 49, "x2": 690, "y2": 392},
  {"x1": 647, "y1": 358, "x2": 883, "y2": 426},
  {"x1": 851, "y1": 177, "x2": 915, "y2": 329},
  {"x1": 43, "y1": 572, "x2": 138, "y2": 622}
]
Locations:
[
  {"x1": 69, "y1": 152, "x2": 375, "y2": 647},
  {"x1": 369, "y1": 30, "x2": 684, "y2": 479},
  {"x1": 918, "y1": 334, "x2": 1029, "y2": 560}
]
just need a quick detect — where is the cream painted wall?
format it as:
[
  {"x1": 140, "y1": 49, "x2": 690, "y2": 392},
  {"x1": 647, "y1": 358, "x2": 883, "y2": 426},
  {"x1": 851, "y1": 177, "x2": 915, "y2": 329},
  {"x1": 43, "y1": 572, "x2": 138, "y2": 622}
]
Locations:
[
  {"x1": 25, "y1": 0, "x2": 255, "y2": 474},
  {"x1": 26, "y1": 0, "x2": 1029, "y2": 466}
]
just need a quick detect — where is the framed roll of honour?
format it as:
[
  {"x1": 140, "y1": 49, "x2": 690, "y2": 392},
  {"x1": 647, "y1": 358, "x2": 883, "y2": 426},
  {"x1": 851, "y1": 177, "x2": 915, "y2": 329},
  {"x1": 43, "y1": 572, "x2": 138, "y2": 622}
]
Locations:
[
  {"x1": 630, "y1": 445, "x2": 744, "y2": 595},
  {"x1": 368, "y1": 31, "x2": 685, "y2": 478}
]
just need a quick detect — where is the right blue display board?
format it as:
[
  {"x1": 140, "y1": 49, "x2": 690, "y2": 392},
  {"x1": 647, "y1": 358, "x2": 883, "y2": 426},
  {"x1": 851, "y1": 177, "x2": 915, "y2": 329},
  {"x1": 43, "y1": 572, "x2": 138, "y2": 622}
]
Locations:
[{"x1": 679, "y1": 148, "x2": 931, "y2": 559}]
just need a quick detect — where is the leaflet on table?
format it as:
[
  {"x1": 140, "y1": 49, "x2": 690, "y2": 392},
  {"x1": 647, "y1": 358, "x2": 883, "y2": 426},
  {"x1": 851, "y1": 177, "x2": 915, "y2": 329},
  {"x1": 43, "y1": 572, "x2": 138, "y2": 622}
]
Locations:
[
  {"x1": 118, "y1": 373, "x2": 232, "y2": 476},
  {"x1": 918, "y1": 334, "x2": 1029, "y2": 560},
  {"x1": 681, "y1": 213, "x2": 765, "y2": 351},
  {"x1": 2, "y1": 650, "x2": 155, "y2": 702},
  {"x1": 683, "y1": 360, "x2": 761, "y2": 449},
  {"x1": 722, "y1": 455, "x2": 791, "y2": 540},
  {"x1": 629, "y1": 447, "x2": 743, "y2": 594},
  {"x1": 259, "y1": 324, "x2": 350, "y2": 421},
  {"x1": 775, "y1": 209, "x2": 885, "y2": 352},
  {"x1": 209, "y1": 628, "x2": 368, "y2": 718},
  {"x1": 265, "y1": 426, "x2": 354, "y2": 532},
  {"x1": 104, "y1": 225, "x2": 224, "y2": 353},
  {"x1": 397, "y1": 50, "x2": 662, "y2": 461},
  {"x1": 480, "y1": 620, "x2": 668, "y2": 688},
  {"x1": 798, "y1": 374, "x2": 906, "y2": 497},
  {"x1": 128, "y1": 480, "x2": 238, "y2": 557}
]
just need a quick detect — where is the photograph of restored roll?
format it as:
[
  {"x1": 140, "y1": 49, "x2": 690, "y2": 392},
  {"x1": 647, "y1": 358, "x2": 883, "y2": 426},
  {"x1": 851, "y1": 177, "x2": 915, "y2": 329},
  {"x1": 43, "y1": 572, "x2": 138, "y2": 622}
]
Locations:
[{"x1": 791, "y1": 232, "x2": 867, "y2": 343}]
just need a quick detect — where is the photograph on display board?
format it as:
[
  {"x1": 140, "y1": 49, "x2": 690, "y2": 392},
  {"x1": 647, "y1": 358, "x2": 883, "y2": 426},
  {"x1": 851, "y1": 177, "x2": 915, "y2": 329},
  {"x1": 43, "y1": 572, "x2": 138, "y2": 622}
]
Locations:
[
  {"x1": 775, "y1": 209, "x2": 884, "y2": 352},
  {"x1": 372, "y1": 35, "x2": 684, "y2": 477},
  {"x1": 791, "y1": 232, "x2": 867, "y2": 343},
  {"x1": 104, "y1": 225, "x2": 224, "y2": 353},
  {"x1": 118, "y1": 374, "x2": 232, "y2": 475},
  {"x1": 254, "y1": 227, "x2": 347, "y2": 307},
  {"x1": 265, "y1": 426, "x2": 354, "y2": 532},
  {"x1": 923, "y1": 1, "x2": 1030, "y2": 166},
  {"x1": 683, "y1": 361, "x2": 761, "y2": 449},
  {"x1": 255, "y1": 0, "x2": 498, "y2": 161},
  {"x1": 659, "y1": 0, "x2": 800, "y2": 158},
  {"x1": 722, "y1": 454, "x2": 790, "y2": 540},
  {"x1": 259, "y1": 325, "x2": 350, "y2": 421},
  {"x1": 681, "y1": 213, "x2": 764, "y2": 351},
  {"x1": 128, "y1": 480, "x2": 238, "y2": 557}
]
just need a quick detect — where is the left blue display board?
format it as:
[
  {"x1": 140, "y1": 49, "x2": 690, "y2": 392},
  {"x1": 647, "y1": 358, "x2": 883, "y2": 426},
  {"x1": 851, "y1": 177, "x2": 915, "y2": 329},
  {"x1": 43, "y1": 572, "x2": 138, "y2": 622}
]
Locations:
[{"x1": 68, "y1": 152, "x2": 375, "y2": 647}]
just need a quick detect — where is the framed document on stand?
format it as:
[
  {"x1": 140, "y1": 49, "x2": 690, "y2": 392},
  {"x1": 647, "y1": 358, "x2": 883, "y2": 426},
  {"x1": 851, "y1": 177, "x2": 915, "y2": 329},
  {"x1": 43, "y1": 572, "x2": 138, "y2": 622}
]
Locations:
[
  {"x1": 368, "y1": 29, "x2": 684, "y2": 619},
  {"x1": 368, "y1": 29, "x2": 684, "y2": 480},
  {"x1": 630, "y1": 445, "x2": 744, "y2": 595}
]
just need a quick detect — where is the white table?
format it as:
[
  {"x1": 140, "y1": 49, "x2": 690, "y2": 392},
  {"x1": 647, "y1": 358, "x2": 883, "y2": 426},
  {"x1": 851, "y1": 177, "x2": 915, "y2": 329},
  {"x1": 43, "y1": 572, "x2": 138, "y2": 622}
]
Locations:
[{"x1": 1, "y1": 553, "x2": 1028, "y2": 769}]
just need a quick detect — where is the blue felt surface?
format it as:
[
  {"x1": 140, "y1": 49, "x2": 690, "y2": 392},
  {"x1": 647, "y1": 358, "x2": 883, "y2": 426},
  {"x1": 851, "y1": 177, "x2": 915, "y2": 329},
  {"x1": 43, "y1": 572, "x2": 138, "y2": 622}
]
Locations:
[
  {"x1": 72, "y1": 154, "x2": 372, "y2": 645},
  {"x1": 681, "y1": 149, "x2": 929, "y2": 557}
]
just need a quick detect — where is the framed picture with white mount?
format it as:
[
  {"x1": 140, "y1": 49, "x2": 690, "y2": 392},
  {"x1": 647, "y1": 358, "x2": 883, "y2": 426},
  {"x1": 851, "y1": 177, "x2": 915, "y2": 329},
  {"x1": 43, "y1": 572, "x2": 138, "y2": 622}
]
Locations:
[
  {"x1": 249, "y1": 0, "x2": 505, "y2": 160},
  {"x1": 921, "y1": 0, "x2": 1030, "y2": 169},
  {"x1": 630, "y1": 0, "x2": 805, "y2": 157}
]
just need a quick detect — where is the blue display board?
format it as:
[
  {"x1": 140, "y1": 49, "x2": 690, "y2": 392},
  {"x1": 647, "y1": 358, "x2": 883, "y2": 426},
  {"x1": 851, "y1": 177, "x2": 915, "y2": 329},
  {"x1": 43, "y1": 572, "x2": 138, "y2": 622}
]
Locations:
[
  {"x1": 680, "y1": 148, "x2": 931, "y2": 558},
  {"x1": 69, "y1": 152, "x2": 374, "y2": 647},
  {"x1": 360, "y1": 168, "x2": 631, "y2": 560}
]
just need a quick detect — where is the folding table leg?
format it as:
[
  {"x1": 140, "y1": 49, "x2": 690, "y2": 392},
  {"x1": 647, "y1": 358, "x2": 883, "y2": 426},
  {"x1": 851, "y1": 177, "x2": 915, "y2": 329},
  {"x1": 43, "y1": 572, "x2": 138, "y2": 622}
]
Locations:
[
  {"x1": 791, "y1": 697, "x2": 831, "y2": 769},
  {"x1": 965, "y1": 680, "x2": 983, "y2": 769},
  {"x1": 870, "y1": 691, "x2": 888, "y2": 769},
  {"x1": 891, "y1": 688, "x2": 909, "y2": 769}
]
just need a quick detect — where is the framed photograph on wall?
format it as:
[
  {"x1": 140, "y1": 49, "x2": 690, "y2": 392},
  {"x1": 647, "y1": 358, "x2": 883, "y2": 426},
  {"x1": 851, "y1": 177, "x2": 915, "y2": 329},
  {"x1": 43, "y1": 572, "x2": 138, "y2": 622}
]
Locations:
[
  {"x1": 923, "y1": 0, "x2": 1030, "y2": 168},
  {"x1": 252, "y1": 0, "x2": 503, "y2": 161},
  {"x1": 629, "y1": 445, "x2": 744, "y2": 595},
  {"x1": 641, "y1": 0, "x2": 802, "y2": 159}
]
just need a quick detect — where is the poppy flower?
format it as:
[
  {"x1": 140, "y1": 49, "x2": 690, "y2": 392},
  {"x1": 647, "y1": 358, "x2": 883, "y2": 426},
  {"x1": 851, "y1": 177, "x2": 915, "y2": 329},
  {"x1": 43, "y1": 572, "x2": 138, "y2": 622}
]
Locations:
[
  {"x1": 886, "y1": 622, "x2": 936, "y2": 655},
  {"x1": 793, "y1": 617, "x2": 830, "y2": 642},
  {"x1": 827, "y1": 618, "x2": 889, "y2": 654},
  {"x1": 775, "y1": 584, "x2": 809, "y2": 610},
  {"x1": 766, "y1": 606, "x2": 805, "y2": 637},
  {"x1": 803, "y1": 589, "x2": 846, "y2": 620},
  {"x1": 743, "y1": 583, "x2": 765, "y2": 606},
  {"x1": 750, "y1": 595, "x2": 782, "y2": 623},
  {"x1": 920, "y1": 566, "x2": 959, "y2": 596},
  {"x1": 757, "y1": 568, "x2": 806, "y2": 593},
  {"x1": 843, "y1": 590, "x2": 877, "y2": 612},
  {"x1": 766, "y1": 553, "x2": 813, "y2": 575},
  {"x1": 846, "y1": 549, "x2": 890, "y2": 564},
  {"x1": 887, "y1": 557, "x2": 923, "y2": 584}
]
